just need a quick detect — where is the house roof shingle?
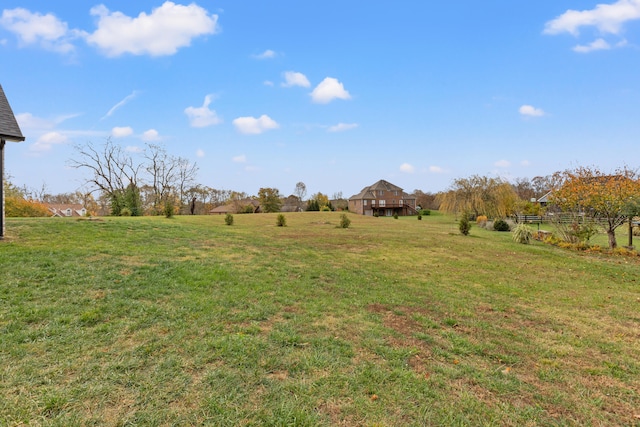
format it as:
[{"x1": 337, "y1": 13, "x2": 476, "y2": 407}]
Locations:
[
  {"x1": 0, "y1": 85, "x2": 25, "y2": 142},
  {"x1": 349, "y1": 179, "x2": 415, "y2": 200}
]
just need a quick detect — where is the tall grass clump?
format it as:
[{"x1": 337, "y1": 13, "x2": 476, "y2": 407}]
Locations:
[
  {"x1": 276, "y1": 213, "x2": 287, "y2": 227},
  {"x1": 512, "y1": 223, "x2": 533, "y2": 244}
]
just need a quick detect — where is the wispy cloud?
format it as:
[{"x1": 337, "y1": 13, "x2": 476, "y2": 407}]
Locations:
[
  {"x1": 196, "y1": 149, "x2": 205, "y2": 158},
  {"x1": 16, "y1": 112, "x2": 81, "y2": 131},
  {"x1": 400, "y1": 163, "x2": 415, "y2": 174},
  {"x1": 429, "y1": 166, "x2": 446, "y2": 174},
  {"x1": 125, "y1": 145, "x2": 143, "y2": 153},
  {"x1": 232, "y1": 154, "x2": 247, "y2": 163},
  {"x1": 29, "y1": 131, "x2": 69, "y2": 153},
  {"x1": 494, "y1": 159, "x2": 511, "y2": 168},
  {"x1": 327, "y1": 123, "x2": 358, "y2": 133},
  {"x1": 102, "y1": 91, "x2": 139, "y2": 120}
]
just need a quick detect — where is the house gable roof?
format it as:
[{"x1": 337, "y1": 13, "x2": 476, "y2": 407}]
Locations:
[
  {"x1": 349, "y1": 179, "x2": 415, "y2": 200},
  {"x1": 0, "y1": 85, "x2": 25, "y2": 142}
]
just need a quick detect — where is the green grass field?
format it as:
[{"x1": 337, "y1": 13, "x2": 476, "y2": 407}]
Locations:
[{"x1": 1, "y1": 212, "x2": 639, "y2": 426}]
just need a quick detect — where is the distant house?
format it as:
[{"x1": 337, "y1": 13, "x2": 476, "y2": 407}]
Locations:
[
  {"x1": 348, "y1": 180, "x2": 418, "y2": 216},
  {"x1": 209, "y1": 199, "x2": 261, "y2": 215},
  {"x1": 47, "y1": 204, "x2": 87, "y2": 217},
  {"x1": 280, "y1": 195, "x2": 303, "y2": 213}
]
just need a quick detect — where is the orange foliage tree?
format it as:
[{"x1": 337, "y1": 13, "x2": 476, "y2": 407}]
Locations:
[
  {"x1": 549, "y1": 166, "x2": 640, "y2": 249},
  {"x1": 5, "y1": 196, "x2": 50, "y2": 217}
]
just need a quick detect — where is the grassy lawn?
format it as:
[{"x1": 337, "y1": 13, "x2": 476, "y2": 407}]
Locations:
[{"x1": 1, "y1": 212, "x2": 639, "y2": 426}]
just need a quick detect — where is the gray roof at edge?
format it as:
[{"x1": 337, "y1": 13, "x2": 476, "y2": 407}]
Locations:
[{"x1": 0, "y1": 85, "x2": 25, "y2": 142}]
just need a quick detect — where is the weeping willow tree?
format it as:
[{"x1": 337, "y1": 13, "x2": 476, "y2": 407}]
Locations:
[{"x1": 436, "y1": 175, "x2": 518, "y2": 219}]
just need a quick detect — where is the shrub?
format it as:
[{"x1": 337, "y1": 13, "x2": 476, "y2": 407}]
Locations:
[
  {"x1": 393, "y1": 213, "x2": 399, "y2": 219},
  {"x1": 276, "y1": 214, "x2": 286, "y2": 227},
  {"x1": 476, "y1": 215, "x2": 488, "y2": 228},
  {"x1": 512, "y1": 223, "x2": 533, "y2": 244},
  {"x1": 420, "y1": 209, "x2": 431, "y2": 216},
  {"x1": 120, "y1": 207, "x2": 132, "y2": 217},
  {"x1": 5, "y1": 196, "x2": 50, "y2": 217},
  {"x1": 417, "y1": 214, "x2": 422, "y2": 220},
  {"x1": 338, "y1": 213, "x2": 351, "y2": 229},
  {"x1": 164, "y1": 199, "x2": 175, "y2": 218},
  {"x1": 224, "y1": 213, "x2": 234, "y2": 226},
  {"x1": 459, "y1": 215, "x2": 471, "y2": 236},
  {"x1": 493, "y1": 219, "x2": 510, "y2": 232}
]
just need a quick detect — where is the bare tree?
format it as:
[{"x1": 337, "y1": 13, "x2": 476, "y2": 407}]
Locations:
[
  {"x1": 143, "y1": 144, "x2": 198, "y2": 214},
  {"x1": 294, "y1": 182, "x2": 307, "y2": 209},
  {"x1": 69, "y1": 139, "x2": 141, "y2": 198},
  {"x1": 70, "y1": 139, "x2": 198, "y2": 216}
]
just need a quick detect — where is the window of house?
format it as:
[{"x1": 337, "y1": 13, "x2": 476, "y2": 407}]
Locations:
[
  {"x1": 379, "y1": 200, "x2": 386, "y2": 207},
  {"x1": 378, "y1": 190, "x2": 384, "y2": 196},
  {"x1": 65, "y1": 209, "x2": 71, "y2": 216},
  {"x1": 364, "y1": 200, "x2": 368, "y2": 206}
]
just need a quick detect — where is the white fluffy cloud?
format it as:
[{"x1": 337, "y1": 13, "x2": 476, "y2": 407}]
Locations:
[
  {"x1": 310, "y1": 77, "x2": 351, "y2": 104},
  {"x1": 232, "y1": 115, "x2": 279, "y2": 135},
  {"x1": 544, "y1": 0, "x2": 640, "y2": 36},
  {"x1": 400, "y1": 163, "x2": 415, "y2": 174},
  {"x1": 519, "y1": 105, "x2": 545, "y2": 117},
  {"x1": 282, "y1": 71, "x2": 310, "y2": 88},
  {"x1": 185, "y1": 95, "x2": 222, "y2": 128},
  {"x1": 327, "y1": 123, "x2": 358, "y2": 133},
  {"x1": 142, "y1": 129, "x2": 160, "y2": 141},
  {"x1": 196, "y1": 149, "x2": 205, "y2": 158},
  {"x1": 86, "y1": 2, "x2": 218, "y2": 57},
  {"x1": 111, "y1": 126, "x2": 133, "y2": 137},
  {"x1": 0, "y1": 8, "x2": 81, "y2": 53}
]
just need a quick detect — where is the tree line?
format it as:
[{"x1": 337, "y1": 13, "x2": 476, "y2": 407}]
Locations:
[{"x1": 5, "y1": 140, "x2": 639, "y2": 247}]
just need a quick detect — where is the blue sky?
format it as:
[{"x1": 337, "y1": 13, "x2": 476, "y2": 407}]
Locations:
[{"x1": 1, "y1": 1, "x2": 639, "y2": 198}]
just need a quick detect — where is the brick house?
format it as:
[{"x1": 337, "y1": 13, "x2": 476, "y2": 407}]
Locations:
[{"x1": 348, "y1": 180, "x2": 418, "y2": 216}]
